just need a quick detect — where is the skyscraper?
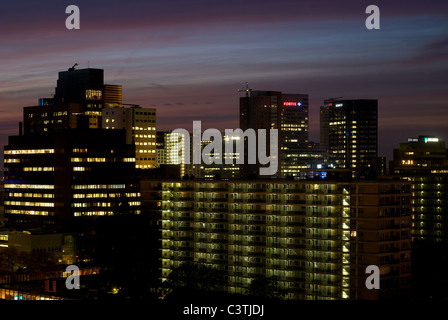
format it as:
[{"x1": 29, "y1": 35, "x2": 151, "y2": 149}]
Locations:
[
  {"x1": 390, "y1": 135, "x2": 448, "y2": 243},
  {"x1": 320, "y1": 99, "x2": 378, "y2": 175},
  {"x1": 54, "y1": 67, "x2": 104, "y2": 107},
  {"x1": 102, "y1": 106, "x2": 157, "y2": 169},
  {"x1": 239, "y1": 90, "x2": 309, "y2": 178},
  {"x1": 3, "y1": 129, "x2": 140, "y2": 230},
  {"x1": 103, "y1": 84, "x2": 123, "y2": 108}
]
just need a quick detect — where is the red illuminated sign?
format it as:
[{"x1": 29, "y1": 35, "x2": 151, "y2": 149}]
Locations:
[{"x1": 283, "y1": 102, "x2": 302, "y2": 107}]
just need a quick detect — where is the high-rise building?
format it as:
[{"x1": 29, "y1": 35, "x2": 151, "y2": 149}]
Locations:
[
  {"x1": 3, "y1": 129, "x2": 140, "y2": 230},
  {"x1": 389, "y1": 135, "x2": 448, "y2": 243},
  {"x1": 156, "y1": 131, "x2": 169, "y2": 166},
  {"x1": 25, "y1": 67, "x2": 124, "y2": 133},
  {"x1": 239, "y1": 90, "x2": 309, "y2": 178},
  {"x1": 23, "y1": 103, "x2": 85, "y2": 135},
  {"x1": 54, "y1": 67, "x2": 104, "y2": 107},
  {"x1": 103, "y1": 85, "x2": 122, "y2": 108},
  {"x1": 320, "y1": 99, "x2": 378, "y2": 175},
  {"x1": 390, "y1": 136, "x2": 448, "y2": 170},
  {"x1": 102, "y1": 106, "x2": 157, "y2": 169},
  {"x1": 143, "y1": 178, "x2": 411, "y2": 300}
]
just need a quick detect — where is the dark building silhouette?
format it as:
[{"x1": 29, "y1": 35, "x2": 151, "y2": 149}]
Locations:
[
  {"x1": 3, "y1": 129, "x2": 140, "y2": 230},
  {"x1": 389, "y1": 135, "x2": 448, "y2": 243},
  {"x1": 54, "y1": 68, "x2": 104, "y2": 107},
  {"x1": 239, "y1": 90, "x2": 309, "y2": 178},
  {"x1": 320, "y1": 99, "x2": 378, "y2": 176}
]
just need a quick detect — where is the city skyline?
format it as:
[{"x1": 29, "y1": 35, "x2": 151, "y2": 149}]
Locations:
[
  {"x1": 1, "y1": 0, "x2": 448, "y2": 162},
  {"x1": 2, "y1": 1, "x2": 448, "y2": 306}
]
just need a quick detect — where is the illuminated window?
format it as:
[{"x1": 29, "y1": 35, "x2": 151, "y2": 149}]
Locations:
[
  {"x1": 5, "y1": 184, "x2": 54, "y2": 190},
  {"x1": 4, "y1": 159, "x2": 20, "y2": 163},
  {"x1": 4, "y1": 149, "x2": 54, "y2": 155},
  {"x1": 85, "y1": 90, "x2": 102, "y2": 100},
  {"x1": 72, "y1": 148, "x2": 88, "y2": 153}
]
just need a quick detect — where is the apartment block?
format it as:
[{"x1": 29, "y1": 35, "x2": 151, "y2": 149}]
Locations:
[{"x1": 143, "y1": 179, "x2": 411, "y2": 300}]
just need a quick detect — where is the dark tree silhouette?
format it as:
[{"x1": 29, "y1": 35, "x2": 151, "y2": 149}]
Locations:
[
  {"x1": 164, "y1": 262, "x2": 227, "y2": 294},
  {"x1": 248, "y1": 275, "x2": 288, "y2": 300}
]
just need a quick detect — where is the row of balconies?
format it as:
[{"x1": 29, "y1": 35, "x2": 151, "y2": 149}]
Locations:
[
  {"x1": 163, "y1": 233, "x2": 351, "y2": 245},
  {"x1": 167, "y1": 221, "x2": 342, "y2": 229}
]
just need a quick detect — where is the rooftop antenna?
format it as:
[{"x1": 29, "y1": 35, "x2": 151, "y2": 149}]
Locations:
[
  {"x1": 68, "y1": 63, "x2": 78, "y2": 71},
  {"x1": 237, "y1": 82, "x2": 252, "y2": 97}
]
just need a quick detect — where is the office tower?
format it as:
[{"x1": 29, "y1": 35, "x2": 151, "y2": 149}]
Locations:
[
  {"x1": 54, "y1": 67, "x2": 104, "y2": 107},
  {"x1": 0, "y1": 171, "x2": 4, "y2": 228},
  {"x1": 390, "y1": 135, "x2": 448, "y2": 243},
  {"x1": 102, "y1": 106, "x2": 157, "y2": 169},
  {"x1": 183, "y1": 133, "x2": 241, "y2": 180},
  {"x1": 239, "y1": 90, "x2": 309, "y2": 178},
  {"x1": 23, "y1": 103, "x2": 85, "y2": 135},
  {"x1": 38, "y1": 98, "x2": 55, "y2": 106},
  {"x1": 156, "y1": 131, "x2": 169, "y2": 166},
  {"x1": 25, "y1": 67, "x2": 124, "y2": 134},
  {"x1": 377, "y1": 157, "x2": 387, "y2": 176},
  {"x1": 157, "y1": 130, "x2": 241, "y2": 179},
  {"x1": 320, "y1": 99, "x2": 378, "y2": 174},
  {"x1": 103, "y1": 85, "x2": 122, "y2": 108},
  {"x1": 3, "y1": 129, "x2": 140, "y2": 230},
  {"x1": 320, "y1": 105, "x2": 330, "y2": 153},
  {"x1": 391, "y1": 136, "x2": 448, "y2": 170},
  {"x1": 142, "y1": 178, "x2": 411, "y2": 300}
]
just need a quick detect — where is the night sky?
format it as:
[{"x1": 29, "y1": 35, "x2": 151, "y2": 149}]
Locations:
[{"x1": 1, "y1": 0, "x2": 448, "y2": 161}]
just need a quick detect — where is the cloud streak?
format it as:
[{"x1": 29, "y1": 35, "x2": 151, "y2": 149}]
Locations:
[{"x1": 1, "y1": 0, "x2": 447, "y2": 164}]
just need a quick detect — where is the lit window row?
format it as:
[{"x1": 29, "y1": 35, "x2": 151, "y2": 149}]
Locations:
[
  {"x1": 74, "y1": 211, "x2": 114, "y2": 217},
  {"x1": 71, "y1": 158, "x2": 106, "y2": 162},
  {"x1": 4, "y1": 149, "x2": 54, "y2": 155},
  {"x1": 135, "y1": 134, "x2": 156, "y2": 138},
  {"x1": 138, "y1": 150, "x2": 156, "y2": 153},
  {"x1": 72, "y1": 184, "x2": 126, "y2": 190},
  {"x1": 5, "y1": 209, "x2": 49, "y2": 216},
  {"x1": 8, "y1": 193, "x2": 54, "y2": 198},
  {"x1": 5, "y1": 184, "x2": 54, "y2": 190},
  {"x1": 23, "y1": 167, "x2": 54, "y2": 172},
  {"x1": 72, "y1": 148, "x2": 88, "y2": 153},
  {"x1": 4, "y1": 159, "x2": 20, "y2": 163},
  {"x1": 73, "y1": 202, "x2": 109, "y2": 208},
  {"x1": 85, "y1": 90, "x2": 102, "y2": 100},
  {"x1": 135, "y1": 142, "x2": 156, "y2": 146},
  {"x1": 5, "y1": 201, "x2": 54, "y2": 207},
  {"x1": 133, "y1": 127, "x2": 156, "y2": 131}
]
